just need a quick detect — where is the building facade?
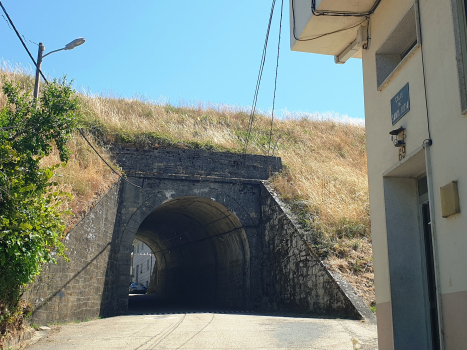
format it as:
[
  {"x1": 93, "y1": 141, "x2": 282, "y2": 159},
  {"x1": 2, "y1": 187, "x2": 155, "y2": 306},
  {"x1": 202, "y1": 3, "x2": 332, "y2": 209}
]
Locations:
[
  {"x1": 130, "y1": 239, "x2": 156, "y2": 288},
  {"x1": 290, "y1": 0, "x2": 467, "y2": 349}
]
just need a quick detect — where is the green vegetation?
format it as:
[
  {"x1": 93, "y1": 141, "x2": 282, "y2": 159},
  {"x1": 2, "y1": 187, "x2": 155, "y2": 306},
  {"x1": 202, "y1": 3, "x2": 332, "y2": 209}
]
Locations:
[{"x1": 0, "y1": 78, "x2": 80, "y2": 338}]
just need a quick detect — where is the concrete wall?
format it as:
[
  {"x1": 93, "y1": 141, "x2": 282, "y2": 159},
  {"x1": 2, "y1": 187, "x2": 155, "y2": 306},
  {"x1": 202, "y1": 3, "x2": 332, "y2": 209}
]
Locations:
[
  {"x1": 25, "y1": 183, "x2": 121, "y2": 324},
  {"x1": 383, "y1": 177, "x2": 431, "y2": 349}
]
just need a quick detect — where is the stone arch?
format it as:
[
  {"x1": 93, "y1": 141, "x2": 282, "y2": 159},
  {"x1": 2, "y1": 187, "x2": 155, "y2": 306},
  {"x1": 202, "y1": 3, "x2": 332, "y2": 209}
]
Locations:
[{"x1": 120, "y1": 192, "x2": 252, "y2": 310}]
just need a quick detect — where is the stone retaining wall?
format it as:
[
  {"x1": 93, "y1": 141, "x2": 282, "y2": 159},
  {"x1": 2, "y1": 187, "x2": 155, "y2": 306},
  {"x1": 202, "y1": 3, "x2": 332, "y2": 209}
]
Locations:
[
  {"x1": 259, "y1": 182, "x2": 373, "y2": 320},
  {"x1": 24, "y1": 183, "x2": 121, "y2": 324}
]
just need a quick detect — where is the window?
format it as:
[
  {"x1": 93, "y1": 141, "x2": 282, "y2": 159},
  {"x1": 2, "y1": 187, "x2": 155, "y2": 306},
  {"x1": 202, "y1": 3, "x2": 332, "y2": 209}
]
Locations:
[
  {"x1": 137, "y1": 244, "x2": 139, "y2": 254},
  {"x1": 455, "y1": 0, "x2": 467, "y2": 113},
  {"x1": 147, "y1": 260, "x2": 150, "y2": 271},
  {"x1": 376, "y1": 3, "x2": 421, "y2": 90},
  {"x1": 140, "y1": 265, "x2": 142, "y2": 273}
]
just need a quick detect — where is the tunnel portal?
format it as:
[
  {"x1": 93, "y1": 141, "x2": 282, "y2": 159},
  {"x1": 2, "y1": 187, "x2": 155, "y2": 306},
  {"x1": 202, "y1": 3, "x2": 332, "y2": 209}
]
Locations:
[
  {"x1": 135, "y1": 196, "x2": 250, "y2": 309},
  {"x1": 26, "y1": 148, "x2": 371, "y2": 325}
]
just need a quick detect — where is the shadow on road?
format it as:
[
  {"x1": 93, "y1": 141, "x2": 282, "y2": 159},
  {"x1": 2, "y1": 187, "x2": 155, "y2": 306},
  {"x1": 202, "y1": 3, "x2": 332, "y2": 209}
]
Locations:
[{"x1": 127, "y1": 294, "x2": 355, "y2": 320}]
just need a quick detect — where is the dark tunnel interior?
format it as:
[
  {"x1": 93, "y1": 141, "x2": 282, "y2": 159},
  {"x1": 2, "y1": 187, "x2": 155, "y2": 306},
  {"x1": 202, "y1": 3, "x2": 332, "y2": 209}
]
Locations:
[{"x1": 133, "y1": 196, "x2": 251, "y2": 310}]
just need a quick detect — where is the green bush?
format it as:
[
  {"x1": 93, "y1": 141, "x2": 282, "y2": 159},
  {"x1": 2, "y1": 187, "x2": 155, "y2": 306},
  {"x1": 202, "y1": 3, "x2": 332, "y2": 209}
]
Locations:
[{"x1": 0, "y1": 78, "x2": 79, "y2": 336}]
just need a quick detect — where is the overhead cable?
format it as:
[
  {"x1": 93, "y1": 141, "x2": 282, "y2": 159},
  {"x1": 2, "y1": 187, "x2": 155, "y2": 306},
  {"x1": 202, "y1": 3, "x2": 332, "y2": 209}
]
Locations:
[
  {"x1": 291, "y1": 0, "x2": 368, "y2": 42},
  {"x1": 244, "y1": 0, "x2": 277, "y2": 154},
  {"x1": 0, "y1": 1, "x2": 48, "y2": 83},
  {"x1": 268, "y1": 0, "x2": 284, "y2": 156},
  {"x1": 0, "y1": 2, "x2": 143, "y2": 190},
  {"x1": 78, "y1": 128, "x2": 142, "y2": 189},
  {"x1": 311, "y1": 0, "x2": 382, "y2": 17}
]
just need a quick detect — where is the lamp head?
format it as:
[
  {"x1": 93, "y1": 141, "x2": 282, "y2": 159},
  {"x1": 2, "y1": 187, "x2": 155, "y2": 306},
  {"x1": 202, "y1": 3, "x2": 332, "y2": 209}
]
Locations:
[{"x1": 65, "y1": 37, "x2": 86, "y2": 50}]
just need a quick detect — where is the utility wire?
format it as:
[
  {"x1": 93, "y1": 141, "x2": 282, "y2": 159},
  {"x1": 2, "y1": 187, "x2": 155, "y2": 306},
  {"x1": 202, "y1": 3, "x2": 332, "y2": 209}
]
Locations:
[
  {"x1": 0, "y1": 1, "x2": 141, "y2": 190},
  {"x1": 268, "y1": 0, "x2": 284, "y2": 156},
  {"x1": 1, "y1": 14, "x2": 11, "y2": 29},
  {"x1": 0, "y1": 1, "x2": 143, "y2": 190},
  {"x1": 417, "y1": 0, "x2": 432, "y2": 146},
  {"x1": 291, "y1": 0, "x2": 368, "y2": 42},
  {"x1": 151, "y1": 226, "x2": 255, "y2": 255},
  {"x1": 0, "y1": 1, "x2": 48, "y2": 83},
  {"x1": 244, "y1": 0, "x2": 277, "y2": 154},
  {"x1": 78, "y1": 128, "x2": 142, "y2": 189},
  {"x1": 311, "y1": 0, "x2": 382, "y2": 17},
  {"x1": 1, "y1": 13, "x2": 39, "y2": 46}
]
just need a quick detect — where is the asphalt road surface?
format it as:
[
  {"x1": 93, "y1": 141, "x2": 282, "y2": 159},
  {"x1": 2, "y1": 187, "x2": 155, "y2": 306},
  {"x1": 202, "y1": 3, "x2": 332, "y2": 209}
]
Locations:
[{"x1": 26, "y1": 295, "x2": 378, "y2": 350}]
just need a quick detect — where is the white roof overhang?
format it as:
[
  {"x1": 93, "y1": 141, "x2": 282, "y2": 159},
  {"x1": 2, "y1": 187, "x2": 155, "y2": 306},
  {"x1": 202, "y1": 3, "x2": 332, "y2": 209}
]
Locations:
[{"x1": 290, "y1": 0, "x2": 378, "y2": 61}]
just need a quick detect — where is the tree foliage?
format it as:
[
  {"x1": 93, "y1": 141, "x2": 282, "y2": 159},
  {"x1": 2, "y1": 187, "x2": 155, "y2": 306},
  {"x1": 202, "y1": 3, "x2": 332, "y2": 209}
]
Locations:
[{"x1": 0, "y1": 78, "x2": 80, "y2": 335}]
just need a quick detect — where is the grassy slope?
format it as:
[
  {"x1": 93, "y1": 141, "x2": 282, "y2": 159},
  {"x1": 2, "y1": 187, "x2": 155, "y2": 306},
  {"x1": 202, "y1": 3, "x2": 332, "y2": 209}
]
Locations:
[{"x1": 0, "y1": 68, "x2": 374, "y2": 308}]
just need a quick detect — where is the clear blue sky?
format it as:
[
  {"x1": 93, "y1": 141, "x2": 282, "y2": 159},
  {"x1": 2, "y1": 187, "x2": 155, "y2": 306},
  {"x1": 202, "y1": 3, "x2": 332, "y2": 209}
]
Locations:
[{"x1": 0, "y1": 0, "x2": 365, "y2": 121}]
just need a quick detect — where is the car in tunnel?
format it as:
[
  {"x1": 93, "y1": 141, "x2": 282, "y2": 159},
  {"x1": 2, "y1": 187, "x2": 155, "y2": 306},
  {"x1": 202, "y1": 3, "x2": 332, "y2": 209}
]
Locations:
[{"x1": 129, "y1": 283, "x2": 147, "y2": 294}]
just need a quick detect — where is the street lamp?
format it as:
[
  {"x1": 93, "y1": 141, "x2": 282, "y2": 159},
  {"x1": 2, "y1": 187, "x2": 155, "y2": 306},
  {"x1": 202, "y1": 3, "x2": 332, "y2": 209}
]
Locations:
[{"x1": 33, "y1": 37, "x2": 86, "y2": 99}]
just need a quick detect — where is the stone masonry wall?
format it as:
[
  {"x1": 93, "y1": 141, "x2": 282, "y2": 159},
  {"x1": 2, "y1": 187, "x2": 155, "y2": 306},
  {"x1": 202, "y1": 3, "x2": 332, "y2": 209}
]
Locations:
[
  {"x1": 22, "y1": 147, "x2": 372, "y2": 324},
  {"x1": 260, "y1": 182, "x2": 372, "y2": 320},
  {"x1": 24, "y1": 182, "x2": 121, "y2": 325},
  {"x1": 112, "y1": 147, "x2": 282, "y2": 180}
]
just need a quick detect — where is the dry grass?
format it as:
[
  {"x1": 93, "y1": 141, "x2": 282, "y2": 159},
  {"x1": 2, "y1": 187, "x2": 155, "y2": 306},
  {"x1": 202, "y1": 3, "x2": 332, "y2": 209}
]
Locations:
[
  {"x1": 40, "y1": 135, "x2": 119, "y2": 231},
  {"x1": 0, "y1": 66, "x2": 374, "y2": 308}
]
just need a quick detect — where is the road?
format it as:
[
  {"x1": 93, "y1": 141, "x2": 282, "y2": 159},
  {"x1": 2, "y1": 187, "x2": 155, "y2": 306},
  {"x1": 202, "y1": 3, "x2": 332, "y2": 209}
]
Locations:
[{"x1": 25, "y1": 295, "x2": 378, "y2": 350}]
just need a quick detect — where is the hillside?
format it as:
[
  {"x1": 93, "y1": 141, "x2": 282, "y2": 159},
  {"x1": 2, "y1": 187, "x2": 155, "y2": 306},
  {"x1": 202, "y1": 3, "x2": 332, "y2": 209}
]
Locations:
[{"x1": 0, "y1": 67, "x2": 374, "y2": 309}]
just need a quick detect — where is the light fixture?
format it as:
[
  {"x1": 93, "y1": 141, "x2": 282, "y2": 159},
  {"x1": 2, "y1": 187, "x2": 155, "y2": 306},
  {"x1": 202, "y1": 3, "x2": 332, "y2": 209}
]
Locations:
[
  {"x1": 389, "y1": 127, "x2": 406, "y2": 147},
  {"x1": 34, "y1": 37, "x2": 86, "y2": 99},
  {"x1": 65, "y1": 37, "x2": 86, "y2": 50}
]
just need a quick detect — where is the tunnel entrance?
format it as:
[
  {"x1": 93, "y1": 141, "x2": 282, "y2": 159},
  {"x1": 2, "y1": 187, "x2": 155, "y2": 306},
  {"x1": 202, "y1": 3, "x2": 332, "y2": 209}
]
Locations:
[{"x1": 132, "y1": 196, "x2": 250, "y2": 311}]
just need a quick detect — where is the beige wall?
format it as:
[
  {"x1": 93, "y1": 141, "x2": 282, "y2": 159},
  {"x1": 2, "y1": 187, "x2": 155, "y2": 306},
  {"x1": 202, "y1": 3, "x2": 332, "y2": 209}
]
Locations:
[
  {"x1": 362, "y1": 0, "x2": 467, "y2": 348},
  {"x1": 362, "y1": 0, "x2": 429, "y2": 307},
  {"x1": 364, "y1": 0, "x2": 467, "y2": 295}
]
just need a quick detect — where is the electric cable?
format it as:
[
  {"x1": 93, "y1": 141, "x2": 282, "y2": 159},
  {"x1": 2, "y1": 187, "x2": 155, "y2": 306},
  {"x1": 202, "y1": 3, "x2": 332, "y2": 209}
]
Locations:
[
  {"x1": 291, "y1": 0, "x2": 368, "y2": 42},
  {"x1": 0, "y1": 1, "x2": 48, "y2": 83},
  {"x1": 268, "y1": 0, "x2": 284, "y2": 156},
  {"x1": 416, "y1": 2, "x2": 432, "y2": 146},
  {"x1": 311, "y1": 0, "x2": 382, "y2": 17},
  {"x1": 151, "y1": 225, "x2": 255, "y2": 255},
  {"x1": 0, "y1": 2, "x2": 142, "y2": 192},
  {"x1": 244, "y1": 0, "x2": 277, "y2": 154},
  {"x1": 78, "y1": 128, "x2": 143, "y2": 189}
]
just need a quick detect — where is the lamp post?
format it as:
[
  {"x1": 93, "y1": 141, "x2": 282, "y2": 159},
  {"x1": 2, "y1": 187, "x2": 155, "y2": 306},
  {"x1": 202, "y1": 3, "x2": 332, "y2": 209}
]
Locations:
[{"x1": 33, "y1": 37, "x2": 86, "y2": 99}]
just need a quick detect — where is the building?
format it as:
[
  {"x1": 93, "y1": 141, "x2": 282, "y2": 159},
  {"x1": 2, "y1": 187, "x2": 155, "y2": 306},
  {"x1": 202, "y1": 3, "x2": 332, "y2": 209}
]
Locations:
[
  {"x1": 290, "y1": 0, "x2": 467, "y2": 349},
  {"x1": 130, "y1": 239, "x2": 156, "y2": 288}
]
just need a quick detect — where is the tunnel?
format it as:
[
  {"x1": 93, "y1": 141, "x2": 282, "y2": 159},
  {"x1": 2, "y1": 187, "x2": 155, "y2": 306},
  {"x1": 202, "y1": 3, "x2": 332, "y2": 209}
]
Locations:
[{"x1": 134, "y1": 196, "x2": 251, "y2": 310}]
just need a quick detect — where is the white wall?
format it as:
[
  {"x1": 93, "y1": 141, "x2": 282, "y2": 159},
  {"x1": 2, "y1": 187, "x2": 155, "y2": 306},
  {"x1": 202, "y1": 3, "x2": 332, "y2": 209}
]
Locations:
[{"x1": 131, "y1": 239, "x2": 156, "y2": 288}]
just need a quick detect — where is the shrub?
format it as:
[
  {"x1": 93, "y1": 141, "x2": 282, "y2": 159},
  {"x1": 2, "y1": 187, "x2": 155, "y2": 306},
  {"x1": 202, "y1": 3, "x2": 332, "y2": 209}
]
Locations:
[{"x1": 0, "y1": 78, "x2": 79, "y2": 337}]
